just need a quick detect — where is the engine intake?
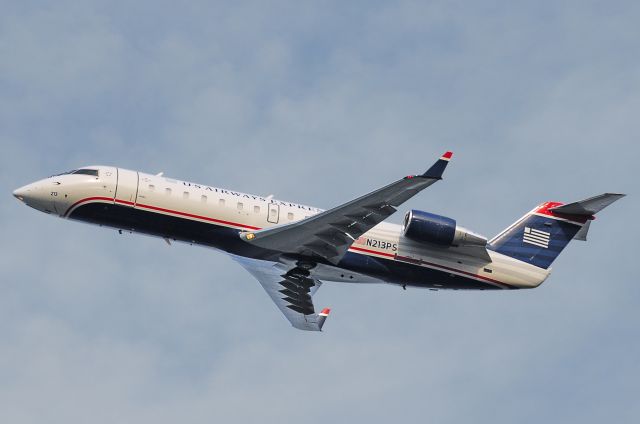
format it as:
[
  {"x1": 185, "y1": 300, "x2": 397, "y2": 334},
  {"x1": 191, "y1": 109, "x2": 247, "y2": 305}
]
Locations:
[{"x1": 402, "y1": 210, "x2": 487, "y2": 247}]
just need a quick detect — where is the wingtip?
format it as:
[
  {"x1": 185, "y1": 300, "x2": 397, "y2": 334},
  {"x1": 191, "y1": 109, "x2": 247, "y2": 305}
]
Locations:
[
  {"x1": 317, "y1": 307, "x2": 331, "y2": 331},
  {"x1": 422, "y1": 151, "x2": 453, "y2": 179}
]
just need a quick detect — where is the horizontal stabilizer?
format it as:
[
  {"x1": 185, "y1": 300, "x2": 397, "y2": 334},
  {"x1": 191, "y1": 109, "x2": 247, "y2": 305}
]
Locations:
[{"x1": 550, "y1": 193, "x2": 625, "y2": 215}]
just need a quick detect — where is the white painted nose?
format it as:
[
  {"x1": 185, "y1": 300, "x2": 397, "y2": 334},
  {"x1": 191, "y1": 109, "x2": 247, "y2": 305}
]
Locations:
[
  {"x1": 12, "y1": 182, "x2": 56, "y2": 214},
  {"x1": 13, "y1": 185, "x2": 31, "y2": 202}
]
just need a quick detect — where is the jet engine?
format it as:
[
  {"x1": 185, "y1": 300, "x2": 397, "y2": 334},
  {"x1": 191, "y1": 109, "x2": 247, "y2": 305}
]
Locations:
[{"x1": 402, "y1": 210, "x2": 487, "y2": 247}]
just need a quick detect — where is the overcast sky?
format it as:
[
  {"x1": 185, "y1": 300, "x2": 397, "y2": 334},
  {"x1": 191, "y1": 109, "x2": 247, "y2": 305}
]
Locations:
[{"x1": 1, "y1": 1, "x2": 638, "y2": 423}]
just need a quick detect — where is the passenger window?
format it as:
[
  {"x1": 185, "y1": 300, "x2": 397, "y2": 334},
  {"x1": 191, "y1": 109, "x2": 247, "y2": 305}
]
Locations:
[
  {"x1": 253, "y1": 205, "x2": 260, "y2": 214},
  {"x1": 287, "y1": 212, "x2": 294, "y2": 220},
  {"x1": 237, "y1": 202, "x2": 243, "y2": 210},
  {"x1": 183, "y1": 191, "x2": 189, "y2": 199},
  {"x1": 201, "y1": 195, "x2": 207, "y2": 202},
  {"x1": 219, "y1": 199, "x2": 225, "y2": 206}
]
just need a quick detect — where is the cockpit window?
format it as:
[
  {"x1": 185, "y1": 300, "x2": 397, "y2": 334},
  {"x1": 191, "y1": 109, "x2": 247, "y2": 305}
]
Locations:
[
  {"x1": 51, "y1": 168, "x2": 99, "y2": 177},
  {"x1": 51, "y1": 170, "x2": 74, "y2": 177},
  {"x1": 72, "y1": 169, "x2": 99, "y2": 177}
]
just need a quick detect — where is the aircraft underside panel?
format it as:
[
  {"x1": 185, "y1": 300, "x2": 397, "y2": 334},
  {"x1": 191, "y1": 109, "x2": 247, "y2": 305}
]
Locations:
[{"x1": 68, "y1": 201, "x2": 510, "y2": 290}]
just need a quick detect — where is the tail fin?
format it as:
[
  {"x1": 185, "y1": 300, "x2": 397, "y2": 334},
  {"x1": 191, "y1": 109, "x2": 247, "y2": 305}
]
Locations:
[{"x1": 489, "y1": 193, "x2": 625, "y2": 269}]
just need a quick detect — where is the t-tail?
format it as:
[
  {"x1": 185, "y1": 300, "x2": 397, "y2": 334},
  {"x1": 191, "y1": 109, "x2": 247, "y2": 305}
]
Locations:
[{"x1": 488, "y1": 193, "x2": 625, "y2": 269}]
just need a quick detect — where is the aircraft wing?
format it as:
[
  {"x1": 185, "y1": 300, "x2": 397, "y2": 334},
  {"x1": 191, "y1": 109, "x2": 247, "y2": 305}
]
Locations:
[
  {"x1": 240, "y1": 151, "x2": 453, "y2": 264},
  {"x1": 232, "y1": 255, "x2": 331, "y2": 331}
]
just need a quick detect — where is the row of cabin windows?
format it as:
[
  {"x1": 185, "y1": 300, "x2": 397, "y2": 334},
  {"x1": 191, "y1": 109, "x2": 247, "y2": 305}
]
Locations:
[{"x1": 147, "y1": 184, "x2": 295, "y2": 220}]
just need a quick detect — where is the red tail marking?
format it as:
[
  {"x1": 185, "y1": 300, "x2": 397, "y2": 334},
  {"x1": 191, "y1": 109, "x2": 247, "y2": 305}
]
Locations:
[{"x1": 535, "y1": 201, "x2": 592, "y2": 224}]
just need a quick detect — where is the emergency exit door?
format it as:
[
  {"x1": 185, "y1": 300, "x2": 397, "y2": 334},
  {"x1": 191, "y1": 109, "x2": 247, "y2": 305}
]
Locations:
[{"x1": 267, "y1": 203, "x2": 279, "y2": 224}]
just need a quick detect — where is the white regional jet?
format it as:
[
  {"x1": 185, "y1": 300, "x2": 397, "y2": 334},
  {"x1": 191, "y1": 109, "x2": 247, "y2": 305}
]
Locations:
[{"x1": 13, "y1": 152, "x2": 624, "y2": 331}]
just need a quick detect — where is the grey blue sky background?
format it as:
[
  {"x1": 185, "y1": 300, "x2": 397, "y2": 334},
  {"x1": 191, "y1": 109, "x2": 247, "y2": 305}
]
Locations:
[{"x1": 1, "y1": 1, "x2": 638, "y2": 423}]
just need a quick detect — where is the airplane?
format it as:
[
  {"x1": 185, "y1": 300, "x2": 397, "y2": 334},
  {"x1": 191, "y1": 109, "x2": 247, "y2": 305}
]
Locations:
[{"x1": 12, "y1": 152, "x2": 625, "y2": 331}]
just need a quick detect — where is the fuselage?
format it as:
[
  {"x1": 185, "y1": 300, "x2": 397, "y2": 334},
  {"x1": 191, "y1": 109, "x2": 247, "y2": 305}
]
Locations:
[{"x1": 13, "y1": 166, "x2": 550, "y2": 290}]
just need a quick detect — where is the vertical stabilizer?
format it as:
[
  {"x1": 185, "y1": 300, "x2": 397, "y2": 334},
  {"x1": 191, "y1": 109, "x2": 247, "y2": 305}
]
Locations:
[{"x1": 488, "y1": 194, "x2": 624, "y2": 269}]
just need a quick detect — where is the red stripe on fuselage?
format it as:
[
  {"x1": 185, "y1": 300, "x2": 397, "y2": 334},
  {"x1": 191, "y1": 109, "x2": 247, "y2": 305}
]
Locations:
[
  {"x1": 135, "y1": 202, "x2": 261, "y2": 230},
  {"x1": 64, "y1": 196, "x2": 261, "y2": 230},
  {"x1": 348, "y1": 246, "x2": 511, "y2": 288},
  {"x1": 348, "y1": 245, "x2": 395, "y2": 259},
  {"x1": 66, "y1": 196, "x2": 510, "y2": 288},
  {"x1": 64, "y1": 196, "x2": 115, "y2": 217}
]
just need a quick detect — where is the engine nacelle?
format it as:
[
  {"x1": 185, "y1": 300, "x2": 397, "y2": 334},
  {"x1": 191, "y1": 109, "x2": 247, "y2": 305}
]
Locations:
[{"x1": 402, "y1": 210, "x2": 487, "y2": 247}]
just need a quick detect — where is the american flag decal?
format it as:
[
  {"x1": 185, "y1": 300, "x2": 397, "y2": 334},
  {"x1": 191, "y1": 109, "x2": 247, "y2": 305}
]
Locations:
[{"x1": 523, "y1": 227, "x2": 550, "y2": 248}]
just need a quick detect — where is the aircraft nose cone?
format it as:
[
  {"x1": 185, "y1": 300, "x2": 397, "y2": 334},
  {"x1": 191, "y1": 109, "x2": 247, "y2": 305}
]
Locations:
[
  {"x1": 13, "y1": 186, "x2": 29, "y2": 201},
  {"x1": 13, "y1": 181, "x2": 58, "y2": 215}
]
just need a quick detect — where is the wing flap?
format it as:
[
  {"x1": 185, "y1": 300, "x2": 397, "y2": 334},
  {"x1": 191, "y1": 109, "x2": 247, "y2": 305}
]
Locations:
[{"x1": 231, "y1": 255, "x2": 330, "y2": 331}]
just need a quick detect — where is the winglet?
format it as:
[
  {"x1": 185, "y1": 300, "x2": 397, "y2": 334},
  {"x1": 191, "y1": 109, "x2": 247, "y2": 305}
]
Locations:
[
  {"x1": 318, "y1": 308, "x2": 331, "y2": 330},
  {"x1": 421, "y1": 151, "x2": 453, "y2": 179}
]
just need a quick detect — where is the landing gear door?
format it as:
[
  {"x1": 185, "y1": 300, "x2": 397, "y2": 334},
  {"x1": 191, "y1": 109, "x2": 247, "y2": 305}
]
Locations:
[{"x1": 115, "y1": 168, "x2": 139, "y2": 206}]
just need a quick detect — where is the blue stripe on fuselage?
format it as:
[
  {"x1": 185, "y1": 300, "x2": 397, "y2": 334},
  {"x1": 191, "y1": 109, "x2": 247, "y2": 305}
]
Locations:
[{"x1": 69, "y1": 201, "x2": 505, "y2": 290}]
